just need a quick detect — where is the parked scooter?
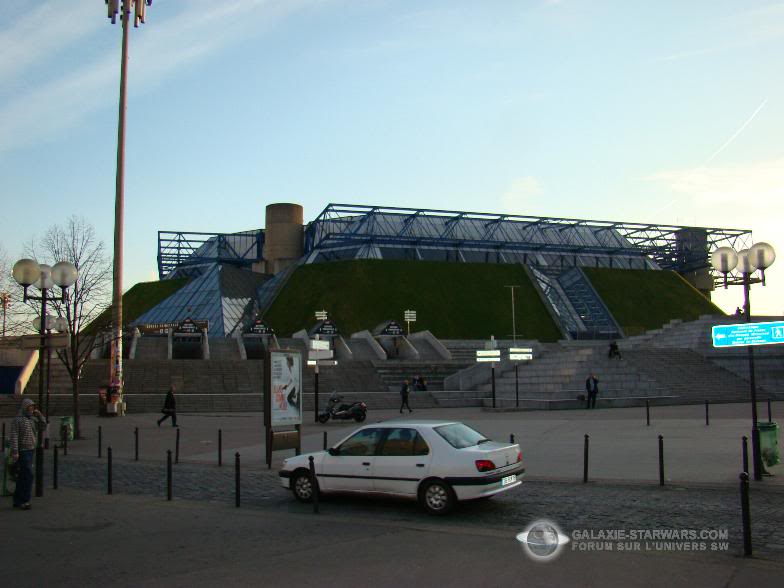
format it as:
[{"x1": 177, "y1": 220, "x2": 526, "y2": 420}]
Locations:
[{"x1": 318, "y1": 391, "x2": 367, "y2": 423}]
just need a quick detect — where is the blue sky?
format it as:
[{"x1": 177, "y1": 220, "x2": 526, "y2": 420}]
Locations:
[{"x1": 1, "y1": 0, "x2": 783, "y2": 314}]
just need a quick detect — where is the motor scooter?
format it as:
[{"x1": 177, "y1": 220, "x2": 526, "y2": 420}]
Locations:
[{"x1": 318, "y1": 392, "x2": 367, "y2": 423}]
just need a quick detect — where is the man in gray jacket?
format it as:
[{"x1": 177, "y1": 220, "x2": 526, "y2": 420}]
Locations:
[{"x1": 9, "y1": 398, "x2": 47, "y2": 510}]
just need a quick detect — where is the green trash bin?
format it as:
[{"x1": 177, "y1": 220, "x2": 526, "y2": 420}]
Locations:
[
  {"x1": 759, "y1": 421, "x2": 780, "y2": 467},
  {"x1": 60, "y1": 416, "x2": 74, "y2": 442}
]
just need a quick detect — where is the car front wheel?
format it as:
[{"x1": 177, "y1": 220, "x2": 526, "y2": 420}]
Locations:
[
  {"x1": 292, "y1": 470, "x2": 317, "y2": 503},
  {"x1": 420, "y1": 480, "x2": 455, "y2": 515}
]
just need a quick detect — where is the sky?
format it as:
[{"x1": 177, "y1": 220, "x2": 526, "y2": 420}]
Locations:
[{"x1": 1, "y1": 0, "x2": 783, "y2": 315}]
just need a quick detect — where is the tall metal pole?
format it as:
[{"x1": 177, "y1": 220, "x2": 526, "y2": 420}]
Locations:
[
  {"x1": 505, "y1": 285, "x2": 519, "y2": 343},
  {"x1": 110, "y1": 1, "x2": 131, "y2": 404},
  {"x1": 36, "y1": 287, "x2": 47, "y2": 497},
  {"x1": 743, "y1": 274, "x2": 762, "y2": 481}
]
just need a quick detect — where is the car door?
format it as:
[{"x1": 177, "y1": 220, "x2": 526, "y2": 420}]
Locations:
[
  {"x1": 320, "y1": 427, "x2": 384, "y2": 492},
  {"x1": 371, "y1": 428, "x2": 432, "y2": 495}
]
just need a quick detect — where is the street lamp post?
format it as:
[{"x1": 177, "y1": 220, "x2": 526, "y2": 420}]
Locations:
[
  {"x1": 710, "y1": 242, "x2": 776, "y2": 481},
  {"x1": 105, "y1": 0, "x2": 152, "y2": 407},
  {"x1": 12, "y1": 258, "x2": 78, "y2": 497}
]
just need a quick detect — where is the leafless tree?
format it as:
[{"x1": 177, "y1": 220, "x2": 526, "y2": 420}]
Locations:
[
  {"x1": 0, "y1": 242, "x2": 34, "y2": 337},
  {"x1": 25, "y1": 217, "x2": 111, "y2": 438}
]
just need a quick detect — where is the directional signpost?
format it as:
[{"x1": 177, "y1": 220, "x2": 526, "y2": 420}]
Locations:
[
  {"x1": 308, "y1": 336, "x2": 336, "y2": 422},
  {"x1": 712, "y1": 321, "x2": 784, "y2": 348},
  {"x1": 404, "y1": 310, "x2": 417, "y2": 336},
  {"x1": 315, "y1": 310, "x2": 328, "y2": 321},
  {"x1": 509, "y1": 347, "x2": 533, "y2": 408},
  {"x1": 477, "y1": 336, "x2": 500, "y2": 408}
]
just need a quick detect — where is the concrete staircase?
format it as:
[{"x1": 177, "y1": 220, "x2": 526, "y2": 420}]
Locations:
[
  {"x1": 134, "y1": 337, "x2": 168, "y2": 360},
  {"x1": 372, "y1": 360, "x2": 473, "y2": 392},
  {"x1": 622, "y1": 314, "x2": 784, "y2": 397}
]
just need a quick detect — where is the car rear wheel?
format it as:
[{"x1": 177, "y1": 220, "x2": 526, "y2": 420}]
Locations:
[
  {"x1": 420, "y1": 480, "x2": 455, "y2": 515},
  {"x1": 292, "y1": 470, "x2": 317, "y2": 503}
]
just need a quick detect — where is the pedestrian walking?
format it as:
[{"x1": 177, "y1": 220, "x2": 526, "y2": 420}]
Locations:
[
  {"x1": 400, "y1": 379, "x2": 413, "y2": 414},
  {"x1": 585, "y1": 373, "x2": 599, "y2": 409},
  {"x1": 157, "y1": 386, "x2": 178, "y2": 427},
  {"x1": 9, "y1": 398, "x2": 46, "y2": 510}
]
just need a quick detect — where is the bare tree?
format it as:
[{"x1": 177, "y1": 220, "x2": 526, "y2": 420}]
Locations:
[
  {"x1": 0, "y1": 242, "x2": 35, "y2": 337},
  {"x1": 25, "y1": 218, "x2": 111, "y2": 438}
]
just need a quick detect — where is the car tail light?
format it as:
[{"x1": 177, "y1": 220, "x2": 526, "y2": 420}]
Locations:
[
  {"x1": 516, "y1": 450, "x2": 522, "y2": 463},
  {"x1": 475, "y1": 459, "x2": 496, "y2": 472}
]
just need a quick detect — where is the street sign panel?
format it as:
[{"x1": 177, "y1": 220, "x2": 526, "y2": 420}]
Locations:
[
  {"x1": 509, "y1": 353, "x2": 533, "y2": 361},
  {"x1": 310, "y1": 339, "x2": 330, "y2": 350},
  {"x1": 475, "y1": 357, "x2": 500, "y2": 363},
  {"x1": 476, "y1": 350, "x2": 501, "y2": 357},
  {"x1": 308, "y1": 349, "x2": 334, "y2": 360},
  {"x1": 315, "y1": 310, "x2": 328, "y2": 320},
  {"x1": 404, "y1": 310, "x2": 417, "y2": 320},
  {"x1": 307, "y1": 359, "x2": 338, "y2": 367},
  {"x1": 712, "y1": 321, "x2": 784, "y2": 348},
  {"x1": 509, "y1": 347, "x2": 533, "y2": 354}
]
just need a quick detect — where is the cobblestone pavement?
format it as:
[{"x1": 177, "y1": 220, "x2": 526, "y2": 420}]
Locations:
[{"x1": 55, "y1": 454, "x2": 784, "y2": 560}]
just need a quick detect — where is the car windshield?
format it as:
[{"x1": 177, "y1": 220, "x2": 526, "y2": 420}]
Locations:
[{"x1": 434, "y1": 423, "x2": 490, "y2": 449}]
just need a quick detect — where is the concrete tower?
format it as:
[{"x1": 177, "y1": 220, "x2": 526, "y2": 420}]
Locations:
[{"x1": 263, "y1": 203, "x2": 304, "y2": 274}]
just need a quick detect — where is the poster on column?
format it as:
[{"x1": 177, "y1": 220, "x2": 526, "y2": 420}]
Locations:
[{"x1": 268, "y1": 350, "x2": 302, "y2": 426}]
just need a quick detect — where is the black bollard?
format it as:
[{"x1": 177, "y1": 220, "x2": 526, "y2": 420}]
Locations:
[
  {"x1": 768, "y1": 398, "x2": 772, "y2": 422},
  {"x1": 235, "y1": 452, "x2": 241, "y2": 508},
  {"x1": 323, "y1": 431, "x2": 327, "y2": 451},
  {"x1": 740, "y1": 472, "x2": 752, "y2": 557},
  {"x1": 309, "y1": 455, "x2": 319, "y2": 514},
  {"x1": 742, "y1": 436, "x2": 749, "y2": 474},
  {"x1": 53, "y1": 445, "x2": 58, "y2": 490},
  {"x1": 705, "y1": 400, "x2": 709, "y2": 426},
  {"x1": 583, "y1": 434, "x2": 590, "y2": 484},
  {"x1": 658, "y1": 435, "x2": 665, "y2": 486},
  {"x1": 175, "y1": 427, "x2": 180, "y2": 464},
  {"x1": 98, "y1": 425, "x2": 102, "y2": 458},
  {"x1": 134, "y1": 427, "x2": 139, "y2": 461},
  {"x1": 646, "y1": 400, "x2": 650, "y2": 426},
  {"x1": 218, "y1": 429, "x2": 222, "y2": 467},
  {"x1": 510, "y1": 433, "x2": 515, "y2": 444},
  {"x1": 167, "y1": 450, "x2": 173, "y2": 501},
  {"x1": 107, "y1": 447, "x2": 113, "y2": 495},
  {"x1": 63, "y1": 429, "x2": 68, "y2": 456}
]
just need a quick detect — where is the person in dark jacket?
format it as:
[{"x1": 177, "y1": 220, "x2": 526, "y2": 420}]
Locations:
[
  {"x1": 585, "y1": 374, "x2": 599, "y2": 409},
  {"x1": 157, "y1": 386, "x2": 178, "y2": 427},
  {"x1": 399, "y1": 379, "x2": 413, "y2": 414},
  {"x1": 9, "y1": 398, "x2": 47, "y2": 510}
]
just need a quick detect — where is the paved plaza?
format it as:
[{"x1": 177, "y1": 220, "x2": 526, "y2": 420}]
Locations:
[{"x1": 2, "y1": 403, "x2": 784, "y2": 587}]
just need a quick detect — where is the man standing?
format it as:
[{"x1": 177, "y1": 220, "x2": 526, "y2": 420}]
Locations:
[
  {"x1": 157, "y1": 386, "x2": 178, "y2": 427},
  {"x1": 585, "y1": 373, "x2": 599, "y2": 409},
  {"x1": 400, "y1": 379, "x2": 413, "y2": 414},
  {"x1": 9, "y1": 398, "x2": 47, "y2": 510}
]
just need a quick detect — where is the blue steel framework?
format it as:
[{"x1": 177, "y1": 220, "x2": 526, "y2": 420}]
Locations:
[
  {"x1": 158, "y1": 230, "x2": 264, "y2": 279},
  {"x1": 304, "y1": 203, "x2": 752, "y2": 283}
]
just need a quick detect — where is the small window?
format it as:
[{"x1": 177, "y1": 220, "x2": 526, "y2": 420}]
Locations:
[
  {"x1": 336, "y1": 428, "x2": 383, "y2": 456},
  {"x1": 378, "y1": 428, "x2": 430, "y2": 456},
  {"x1": 434, "y1": 423, "x2": 488, "y2": 449}
]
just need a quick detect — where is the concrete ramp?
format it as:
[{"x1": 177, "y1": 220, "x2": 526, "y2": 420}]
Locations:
[{"x1": 345, "y1": 338, "x2": 381, "y2": 361}]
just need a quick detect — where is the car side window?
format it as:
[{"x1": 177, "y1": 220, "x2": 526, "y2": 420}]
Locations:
[
  {"x1": 378, "y1": 428, "x2": 430, "y2": 456},
  {"x1": 336, "y1": 428, "x2": 384, "y2": 456}
]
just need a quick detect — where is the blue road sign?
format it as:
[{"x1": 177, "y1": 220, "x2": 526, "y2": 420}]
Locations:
[{"x1": 712, "y1": 321, "x2": 784, "y2": 348}]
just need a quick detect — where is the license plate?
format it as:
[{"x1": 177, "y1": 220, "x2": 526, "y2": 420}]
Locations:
[{"x1": 501, "y1": 475, "x2": 516, "y2": 486}]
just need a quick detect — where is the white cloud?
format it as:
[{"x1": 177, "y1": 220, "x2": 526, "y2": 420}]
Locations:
[
  {"x1": 500, "y1": 176, "x2": 543, "y2": 215},
  {"x1": 0, "y1": 0, "x2": 325, "y2": 153},
  {"x1": 647, "y1": 158, "x2": 784, "y2": 315}
]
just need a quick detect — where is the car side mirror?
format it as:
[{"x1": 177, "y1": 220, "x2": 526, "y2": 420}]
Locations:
[{"x1": 328, "y1": 447, "x2": 338, "y2": 456}]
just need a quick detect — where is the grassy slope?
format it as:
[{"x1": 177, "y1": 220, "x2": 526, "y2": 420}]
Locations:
[
  {"x1": 84, "y1": 278, "x2": 189, "y2": 335},
  {"x1": 583, "y1": 268, "x2": 724, "y2": 334},
  {"x1": 264, "y1": 260, "x2": 562, "y2": 341}
]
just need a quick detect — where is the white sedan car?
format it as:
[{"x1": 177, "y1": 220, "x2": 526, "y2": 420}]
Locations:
[{"x1": 279, "y1": 420, "x2": 524, "y2": 514}]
